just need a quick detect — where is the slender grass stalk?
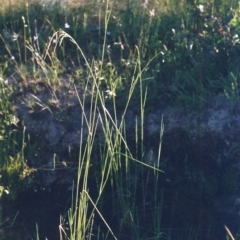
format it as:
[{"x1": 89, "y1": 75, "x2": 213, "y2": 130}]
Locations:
[
  {"x1": 100, "y1": 2, "x2": 111, "y2": 73},
  {"x1": 157, "y1": 116, "x2": 164, "y2": 170},
  {"x1": 84, "y1": 190, "x2": 117, "y2": 240},
  {"x1": 34, "y1": 19, "x2": 40, "y2": 53},
  {"x1": 22, "y1": 16, "x2": 27, "y2": 62},
  {"x1": 25, "y1": 3, "x2": 32, "y2": 44},
  {"x1": 36, "y1": 224, "x2": 40, "y2": 240},
  {"x1": 52, "y1": 20, "x2": 164, "y2": 238},
  {"x1": 225, "y1": 225, "x2": 235, "y2": 240}
]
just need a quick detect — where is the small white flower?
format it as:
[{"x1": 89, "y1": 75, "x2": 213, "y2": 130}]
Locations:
[
  {"x1": 149, "y1": 9, "x2": 155, "y2": 17},
  {"x1": 33, "y1": 35, "x2": 38, "y2": 41},
  {"x1": 4, "y1": 189, "x2": 9, "y2": 194},
  {"x1": 233, "y1": 34, "x2": 239, "y2": 39},
  {"x1": 189, "y1": 42, "x2": 193, "y2": 50},
  {"x1": 114, "y1": 42, "x2": 124, "y2": 50},
  {"x1": 12, "y1": 32, "x2": 19, "y2": 41},
  {"x1": 65, "y1": 23, "x2": 70, "y2": 29},
  {"x1": 105, "y1": 90, "x2": 116, "y2": 98},
  {"x1": 53, "y1": 38, "x2": 57, "y2": 44},
  {"x1": 10, "y1": 115, "x2": 19, "y2": 126},
  {"x1": 4, "y1": 79, "x2": 9, "y2": 85},
  {"x1": 10, "y1": 56, "x2": 15, "y2": 60},
  {"x1": 107, "y1": 45, "x2": 112, "y2": 54},
  {"x1": 198, "y1": 4, "x2": 204, "y2": 13}
]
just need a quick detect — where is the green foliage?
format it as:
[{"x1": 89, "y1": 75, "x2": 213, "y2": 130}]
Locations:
[
  {"x1": 0, "y1": 0, "x2": 239, "y2": 108},
  {"x1": 0, "y1": 73, "x2": 34, "y2": 205}
]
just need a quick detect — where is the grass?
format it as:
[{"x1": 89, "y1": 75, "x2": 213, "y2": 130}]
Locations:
[
  {"x1": 55, "y1": 28, "x2": 163, "y2": 239},
  {"x1": 0, "y1": 0, "x2": 239, "y2": 239},
  {"x1": 0, "y1": 0, "x2": 238, "y2": 106}
]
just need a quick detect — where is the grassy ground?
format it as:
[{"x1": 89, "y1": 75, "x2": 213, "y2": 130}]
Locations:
[
  {"x1": 0, "y1": 0, "x2": 239, "y2": 106},
  {"x1": 0, "y1": 0, "x2": 239, "y2": 239}
]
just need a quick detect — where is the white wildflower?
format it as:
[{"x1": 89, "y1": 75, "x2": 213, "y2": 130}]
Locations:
[
  {"x1": 107, "y1": 45, "x2": 112, "y2": 54},
  {"x1": 105, "y1": 90, "x2": 116, "y2": 98},
  {"x1": 65, "y1": 23, "x2": 70, "y2": 29},
  {"x1": 189, "y1": 42, "x2": 193, "y2": 50},
  {"x1": 149, "y1": 9, "x2": 155, "y2": 17},
  {"x1": 10, "y1": 115, "x2": 19, "y2": 126},
  {"x1": 12, "y1": 32, "x2": 19, "y2": 41},
  {"x1": 114, "y1": 42, "x2": 124, "y2": 50},
  {"x1": 22, "y1": 16, "x2": 28, "y2": 27},
  {"x1": 233, "y1": 34, "x2": 239, "y2": 39},
  {"x1": 4, "y1": 189, "x2": 9, "y2": 194},
  {"x1": 198, "y1": 4, "x2": 204, "y2": 13}
]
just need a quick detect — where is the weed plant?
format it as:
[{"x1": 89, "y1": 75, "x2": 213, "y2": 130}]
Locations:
[
  {"x1": 0, "y1": 74, "x2": 34, "y2": 225},
  {"x1": 56, "y1": 27, "x2": 164, "y2": 240}
]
